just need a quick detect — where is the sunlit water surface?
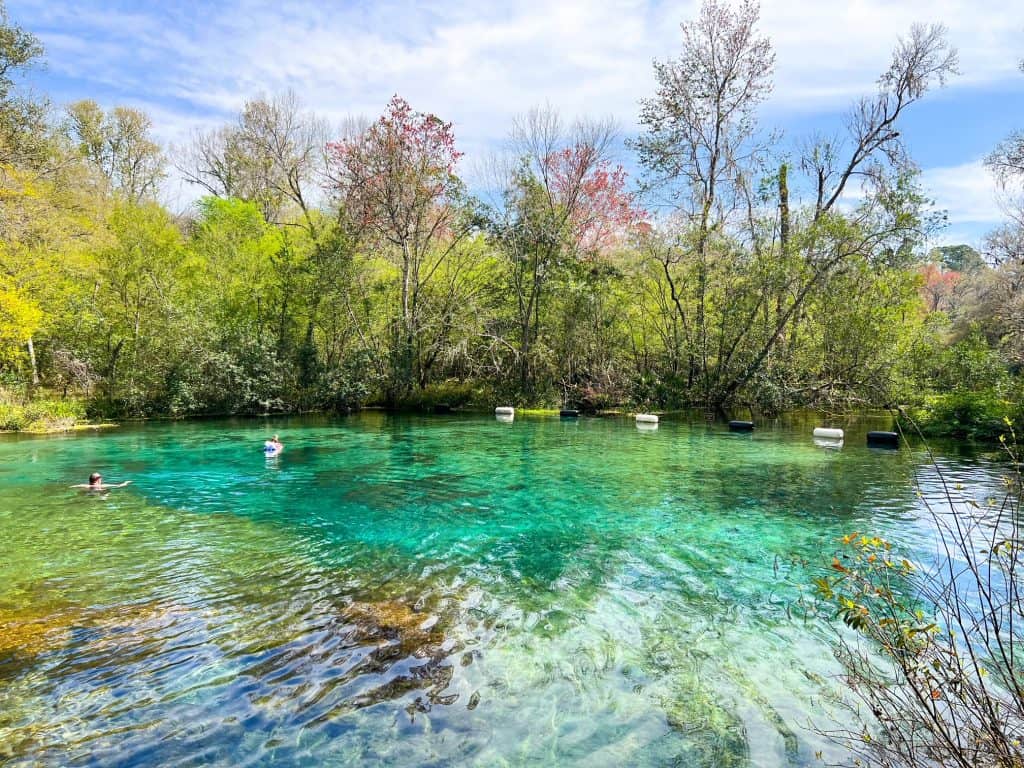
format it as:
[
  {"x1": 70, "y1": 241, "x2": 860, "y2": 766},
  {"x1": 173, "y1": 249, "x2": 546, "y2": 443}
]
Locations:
[{"x1": 0, "y1": 413, "x2": 1007, "y2": 766}]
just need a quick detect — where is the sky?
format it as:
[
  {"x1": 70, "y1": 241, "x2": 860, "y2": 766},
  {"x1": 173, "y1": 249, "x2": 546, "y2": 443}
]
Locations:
[{"x1": 9, "y1": 0, "x2": 1024, "y2": 247}]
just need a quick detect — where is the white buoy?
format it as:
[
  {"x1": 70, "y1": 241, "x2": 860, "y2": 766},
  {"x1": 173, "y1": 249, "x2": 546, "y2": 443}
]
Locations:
[
  {"x1": 813, "y1": 427, "x2": 844, "y2": 439},
  {"x1": 495, "y1": 406, "x2": 514, "y2": 417},
  {"x1": 635, "y1": 413, "x2": 659, "y2": 424}
]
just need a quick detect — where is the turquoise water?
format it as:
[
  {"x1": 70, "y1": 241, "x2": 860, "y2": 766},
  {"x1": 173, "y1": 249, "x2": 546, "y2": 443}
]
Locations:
[{"x1": 0, "y1": 413, "x2": 1006, "y2": 766}]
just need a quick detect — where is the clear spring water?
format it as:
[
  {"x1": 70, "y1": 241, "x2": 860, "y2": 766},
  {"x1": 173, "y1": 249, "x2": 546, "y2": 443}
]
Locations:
[{"x1": 0, "y1": 413, "x2": 1008, "y2": 766}]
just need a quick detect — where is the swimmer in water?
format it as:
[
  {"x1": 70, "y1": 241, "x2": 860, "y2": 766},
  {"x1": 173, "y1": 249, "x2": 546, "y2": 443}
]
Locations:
[
  {"x1": 71, "y1": 472, "x2": 132, "y2": 491},
  {"x1": 264, "y1": 434, "x2": 283, "y2": 453}
]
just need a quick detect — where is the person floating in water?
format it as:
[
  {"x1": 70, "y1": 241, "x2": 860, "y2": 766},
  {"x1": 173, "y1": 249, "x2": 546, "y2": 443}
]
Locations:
[
  {"x1": 264, "y1": 434, "x2": 283, "y2": 454},
  {"x1": 72, "y1": 472, "x2": 132, "y2": 491}
]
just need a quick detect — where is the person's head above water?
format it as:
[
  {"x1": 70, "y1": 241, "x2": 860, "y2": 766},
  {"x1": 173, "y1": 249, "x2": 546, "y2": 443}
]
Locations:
[{"x1": 72, "y1": 472, "x2": 129, "y2": 490}]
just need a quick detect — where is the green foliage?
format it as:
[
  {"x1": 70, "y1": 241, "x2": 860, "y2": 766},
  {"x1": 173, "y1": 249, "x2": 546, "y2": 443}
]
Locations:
[
  {"x1": 0, "y1": 3, "x2": 1019, "y2": 440},
  {"x1": 64, "y1": 100, "x2": 166, "y2": 200},
  {"x1": 0, "y1": 390, "x2": 86, "y2": 431},
  {"x1": 899, "y1": 330, "x2": 1020, "y2": 439},
  {"x1": 0, "y1": 1, "x2": 48, "y2": 167},
  {"x1": 0, "y1": 281, "x2": 41, "y2": 361},
  {"x1": 319, "y1": 359, "x2": 376, "y2": 413},
  {"x1": 942, "y1": 331, "x2": 1010, "y2": 392},
  {"x1": 928, "y1": 243, "x2": 984, "y2": 273},
  {"x1": 395, "y1": 380, "x2": 485, "y2": 412},
  {"x1": 902, "y1": 391, "x2": 1022, "y2": 440}
]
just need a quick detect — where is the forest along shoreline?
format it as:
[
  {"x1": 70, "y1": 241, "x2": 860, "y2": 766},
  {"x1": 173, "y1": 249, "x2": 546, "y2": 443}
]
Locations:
[{"x1": 1, "y1": 5, "x2": 1021, "y2": 442}]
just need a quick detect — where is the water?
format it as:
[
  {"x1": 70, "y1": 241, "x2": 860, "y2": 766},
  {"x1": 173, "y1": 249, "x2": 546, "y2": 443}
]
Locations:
[{"x1": 0, "y1": 413, "x2": 1009, "y2": 766}]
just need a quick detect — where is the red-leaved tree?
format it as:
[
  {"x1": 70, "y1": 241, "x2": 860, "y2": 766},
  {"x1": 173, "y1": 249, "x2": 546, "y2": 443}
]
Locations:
[
  {"x1": 546, "y1": 146, "x2": 642, "y2": 258},
  {"x1": 919, "y1": 262, "x2": 961, "y2": 313},
  {"x1": 325, "y1": 96, "x2": 468, "y2": 400},
  {"x1": 487, "y1": 107, "x2": 644, "y2": 396}
]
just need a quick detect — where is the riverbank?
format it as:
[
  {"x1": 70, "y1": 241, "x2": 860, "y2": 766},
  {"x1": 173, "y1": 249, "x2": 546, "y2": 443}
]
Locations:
[
  {"x1": 0, "y1": 395, "x2": 91, "y2": 433},
  {"x1": 0, "y1": 422, "x2": 120, "y2": 435},
  {"x1": 2, "y1": 388, "x2": 1016, "y2": 445}
]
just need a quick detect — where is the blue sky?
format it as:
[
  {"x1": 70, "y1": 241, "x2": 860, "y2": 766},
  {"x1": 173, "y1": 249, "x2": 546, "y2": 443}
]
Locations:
[{"x1": 10, "y1": 0, "x2": 1024, "y2": 246}]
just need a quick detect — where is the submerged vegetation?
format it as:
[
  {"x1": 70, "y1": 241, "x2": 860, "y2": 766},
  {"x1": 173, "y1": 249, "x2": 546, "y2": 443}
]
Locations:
[{"x1": 0, "y1": 0, "x2": 1021, "y2": 436}]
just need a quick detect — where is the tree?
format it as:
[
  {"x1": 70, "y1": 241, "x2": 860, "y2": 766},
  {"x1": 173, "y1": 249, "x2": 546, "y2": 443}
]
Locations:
[
  {"x1": 970, "y1": 57, "x2": 1024, "y2": 369},
  {"x1": 0, "y1": 1, "x2": 39, "y2": 90},
  {"x1": 633, "y1": 0, "x2": 957, "y2": 412},
  {"x1": 325, "y1": 95, "x2": 470, "y2": 401},
  {"x1": 177, "y1": 93, "x2": 343, "y2": 400},
  {"x1": 0, "y1": 278, "x2": 41, "y2": 364},
  {"x1": 987, "y1": 58, "x2": 1024, "y2": 190},
  {"x1": 64, "y1": 100, "x2": 166, "y2": 201},
  {"x1": 929, "y1": 244, "x2": 983, "y2": 273},
  {"x1": 919, "y1": 262, "x2": 961, "y2": 313},
  {"x1": 486, "y1": 106, "x2": 641, "y2": 398},
  {"x1": 0, "y1": 0, "x2": 47, "y2": 167},
  {"x1": 0, "y1": 155, "x2": 107, "y2": 387},
  {"x1": 633, "y1": 0, "x2": 773, "y2": 408},
  {"x1": 634, "y1": 0, "x2": 773, "y2": 213},
  {"x1": 178, "y1": 90, "x2": 327, "y2": 228},
  {"x1": 84, "y1": 201, "x2": 186, "y2": 410},
  {"x1": 188, "y1": 196, "x2": 284, "y2": 337}
]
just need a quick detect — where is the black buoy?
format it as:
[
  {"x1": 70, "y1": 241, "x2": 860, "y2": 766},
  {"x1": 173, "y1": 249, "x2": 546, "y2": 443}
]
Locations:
[
  {"x1": 867, "y1": 431, "x2": 899, "y2": 448},
  {"x1": 728, "y1": 420, "x2": 755, "y2": 432},
  {"x1": 559, "y1": 409, "x2": 580, "y2": 418},
  {"x1": 433, "y1": 403, "x2": 452, "y2": 415}
]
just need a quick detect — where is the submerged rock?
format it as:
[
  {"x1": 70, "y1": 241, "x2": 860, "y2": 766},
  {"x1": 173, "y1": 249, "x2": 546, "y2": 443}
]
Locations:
[{"x1": 0, "y1": 607, "x2": 77, "y2": 662}]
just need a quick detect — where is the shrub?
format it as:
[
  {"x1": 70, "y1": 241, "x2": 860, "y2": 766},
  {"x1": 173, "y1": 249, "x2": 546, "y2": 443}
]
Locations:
[
  {"x1": 902, "y1": 390, "x2": 1023, "y2": 440},
  {"x1": 0, "y1": 392, "x2": 87, "y2": 432},
  {"x1": 0, "y1": 403, "x2": 26, "y2": 431},
  {"x1": 813, "y1": 428, "x2": 1023, "y2": 767},
  {"x1": 398, "y1": 380, "x2": 481, "y2": 412}
]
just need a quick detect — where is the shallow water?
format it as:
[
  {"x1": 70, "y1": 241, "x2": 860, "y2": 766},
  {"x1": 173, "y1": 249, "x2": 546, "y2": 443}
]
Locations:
[{"x1": 0, "y1": 413, "x2": 1007, "y2": 766}]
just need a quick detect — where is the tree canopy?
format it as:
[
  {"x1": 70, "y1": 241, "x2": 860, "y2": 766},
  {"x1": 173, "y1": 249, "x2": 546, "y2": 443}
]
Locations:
[{"x1": 0, "y1": 0, "x2": 1019, "y2": 431}]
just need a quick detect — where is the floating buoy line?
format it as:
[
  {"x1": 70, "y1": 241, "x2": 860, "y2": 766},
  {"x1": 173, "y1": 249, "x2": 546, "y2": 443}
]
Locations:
[{"x1": 484, "y1": 409, "x2": 901, "y2": 450}]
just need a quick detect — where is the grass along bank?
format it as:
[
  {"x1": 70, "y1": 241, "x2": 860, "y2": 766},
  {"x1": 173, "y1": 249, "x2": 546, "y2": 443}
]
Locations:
[{"x1": 0, "y1": 391, "x2": 115, "y2": 434}]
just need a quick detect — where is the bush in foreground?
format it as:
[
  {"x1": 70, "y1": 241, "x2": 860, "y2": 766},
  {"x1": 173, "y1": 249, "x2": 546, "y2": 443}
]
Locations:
[{"x1": 814, "y1": 425, "x2": 1023, "y2": 767}]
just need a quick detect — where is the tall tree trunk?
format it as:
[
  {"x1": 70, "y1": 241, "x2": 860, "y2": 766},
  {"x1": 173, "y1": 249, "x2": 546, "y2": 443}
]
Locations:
[
  {"x1": 27, "y1": 337, "x2": 39, "y2": 387},
  {"x1": 778, "y1": 163, "x2": 790, "y2": 251},
  {"x1": 519, "y1": 316, "x2": 533, "y2": 397}
]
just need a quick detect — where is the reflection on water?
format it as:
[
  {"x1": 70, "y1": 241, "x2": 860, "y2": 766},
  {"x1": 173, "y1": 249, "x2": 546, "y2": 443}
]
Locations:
[{"x1": 0, "y1": 413, "x2": 1008, "y2": 766}]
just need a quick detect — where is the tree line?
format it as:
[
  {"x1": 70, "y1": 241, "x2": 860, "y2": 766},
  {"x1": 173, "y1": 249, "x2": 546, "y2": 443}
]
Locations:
[{"x1": 1, "y1": 0, "x2": 1021, "y2": 428}]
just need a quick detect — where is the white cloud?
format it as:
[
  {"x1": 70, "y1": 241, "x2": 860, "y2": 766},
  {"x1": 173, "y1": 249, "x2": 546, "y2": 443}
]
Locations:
[
  {"x1": 762, "y1": 0, "x2": 1023, "y2": 108},
  {"x1": 922, "y1": 160, "x2": 1003, "y2": 226},
  {"x1": 21, "y1": 0, "x2": 1021, "y2": 133},
  {"x1": 12, "y1": 0, "x2": 1023, "y2": 233}
]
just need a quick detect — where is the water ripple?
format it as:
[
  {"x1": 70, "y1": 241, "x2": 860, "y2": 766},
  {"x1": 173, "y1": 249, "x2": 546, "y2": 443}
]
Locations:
[{"x1": 0, "y1": 414, "x2": 1010, "y2": 766}]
